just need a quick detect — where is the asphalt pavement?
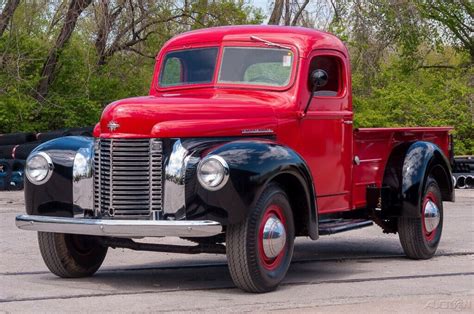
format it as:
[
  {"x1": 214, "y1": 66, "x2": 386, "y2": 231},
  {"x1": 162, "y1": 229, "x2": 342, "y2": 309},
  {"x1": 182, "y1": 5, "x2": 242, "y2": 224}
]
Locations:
[{"x1": 0, "y1": 190, "x2": 472, "y2": 313}]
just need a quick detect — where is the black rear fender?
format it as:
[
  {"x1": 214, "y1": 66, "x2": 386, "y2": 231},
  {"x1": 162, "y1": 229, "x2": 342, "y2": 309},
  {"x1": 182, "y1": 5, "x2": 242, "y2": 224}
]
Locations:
[{"x1": 382, "y1": 141, "x2": 454, "y2": 218}]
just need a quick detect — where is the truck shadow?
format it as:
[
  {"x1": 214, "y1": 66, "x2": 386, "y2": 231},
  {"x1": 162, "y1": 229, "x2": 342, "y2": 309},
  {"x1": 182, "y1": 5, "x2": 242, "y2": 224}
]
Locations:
[{"x1": 39, "y1": 237, "x2": 405, "y2": 294}]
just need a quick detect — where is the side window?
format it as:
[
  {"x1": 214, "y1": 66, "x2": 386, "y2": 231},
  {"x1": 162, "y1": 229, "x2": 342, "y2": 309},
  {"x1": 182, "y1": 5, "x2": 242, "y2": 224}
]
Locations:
[
  {"x1": 161, "y1": 57, "x2": 183, "y2": 86},
  {"x1": 308, "y1": 56, "x2": 343, "y2": 96}
]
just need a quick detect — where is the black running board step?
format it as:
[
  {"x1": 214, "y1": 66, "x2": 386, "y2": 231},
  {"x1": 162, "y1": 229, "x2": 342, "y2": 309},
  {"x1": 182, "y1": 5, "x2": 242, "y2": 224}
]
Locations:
[{"x1": 319, "y1": 219, "x2": 373, "y2": 235}]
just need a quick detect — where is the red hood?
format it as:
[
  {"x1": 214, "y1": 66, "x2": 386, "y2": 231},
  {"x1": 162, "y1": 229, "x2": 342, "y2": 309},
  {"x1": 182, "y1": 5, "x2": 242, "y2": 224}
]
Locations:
[{"x1": 97, "y1": 90, "x2": 291, "y2": 138}]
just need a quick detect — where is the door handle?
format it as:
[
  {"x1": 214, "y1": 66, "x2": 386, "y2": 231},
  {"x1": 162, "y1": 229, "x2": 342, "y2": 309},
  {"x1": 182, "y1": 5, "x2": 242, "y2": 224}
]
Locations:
[{"x1": 343, "y1": 120, "x2": 353, "y2": 125}]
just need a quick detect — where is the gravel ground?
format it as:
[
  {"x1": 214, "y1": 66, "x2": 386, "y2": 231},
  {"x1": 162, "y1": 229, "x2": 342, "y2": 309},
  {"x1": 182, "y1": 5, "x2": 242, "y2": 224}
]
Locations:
[{"x1": 0, "y1": 189, "x2": 472, "y2": 313}]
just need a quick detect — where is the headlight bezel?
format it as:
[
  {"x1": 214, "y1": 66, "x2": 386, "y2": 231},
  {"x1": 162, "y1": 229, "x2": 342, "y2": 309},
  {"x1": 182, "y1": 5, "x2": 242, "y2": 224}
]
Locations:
[
  {"x1": 25, "y1": 151, "x2": 54, "y2": 185},
  {"x1": 197, "y1": 155, "x2": 230, "y2": 191}
]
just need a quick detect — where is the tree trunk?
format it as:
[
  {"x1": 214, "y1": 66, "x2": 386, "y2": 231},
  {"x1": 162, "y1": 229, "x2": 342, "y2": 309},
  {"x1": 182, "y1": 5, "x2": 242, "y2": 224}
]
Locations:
[
  {"x1": 284, "y1": 0, "x2": 290, "y2": 25},
  {"x1": 269, "y1": 0, "x2": 284, "y2": 25},
  {"x1": 34, "y1": 0, "x2": 92, "y2": 101},
  {"x1": 0, "y1": 0, "x2": 20, "y2": 37},
  {"x1": 197, "y1": 0, "x2": 208, "y2": 25},
  {"x1": 291, "y1": 0, "x2": 310, "y2": 26},
  {"x1": 94, "y1": 0, "x2": 124, "y2": 66}
]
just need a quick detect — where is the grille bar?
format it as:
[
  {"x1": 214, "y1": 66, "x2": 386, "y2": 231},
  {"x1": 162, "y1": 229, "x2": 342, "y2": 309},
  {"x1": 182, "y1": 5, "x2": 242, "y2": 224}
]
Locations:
[{"x1": 93, "y1": 138, "x2": 163, "y2": 219}]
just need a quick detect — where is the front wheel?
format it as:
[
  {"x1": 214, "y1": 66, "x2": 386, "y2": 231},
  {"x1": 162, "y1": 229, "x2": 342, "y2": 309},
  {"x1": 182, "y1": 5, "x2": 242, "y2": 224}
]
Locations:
[
  {"x1": 226, "y1": 184, "x2": 295, "y2": 293},
  {"x1": 38, "y1": 232, "x2": 108, "y2": 278},
  {"x1": 398, "y1": 176, "x2": 443, "y2": 259}
]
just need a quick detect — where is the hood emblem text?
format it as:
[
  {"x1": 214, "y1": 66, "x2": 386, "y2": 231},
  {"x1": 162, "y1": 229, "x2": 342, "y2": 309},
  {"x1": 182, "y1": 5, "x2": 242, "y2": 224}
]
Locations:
[
  {"x1": 108, "y1": 121, "x2": 120, "y2": 132},
  {"x1": 241, "y1": 128, "x2": 274, "y2": 135}
]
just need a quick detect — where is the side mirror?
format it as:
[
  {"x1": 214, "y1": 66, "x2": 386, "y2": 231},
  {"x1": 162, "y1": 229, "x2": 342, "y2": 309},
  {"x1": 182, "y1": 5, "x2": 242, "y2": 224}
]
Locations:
[
  {"x1": 310, "y1": 69, "x2": 328, "y2": 88},
  {"x1": 303, "y1": 69, "x2": 329, "y2": 116}
]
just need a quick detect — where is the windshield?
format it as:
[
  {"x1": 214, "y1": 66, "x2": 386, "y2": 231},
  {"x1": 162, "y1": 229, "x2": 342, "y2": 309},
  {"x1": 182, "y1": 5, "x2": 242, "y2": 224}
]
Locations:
[
  {"x1": 158, "y1": 46, "x2": 294, "y2": 88},
  {"x1": 159, "y1": 47, "x2": 218, "y2": 87},
  {"x1": 218, "y1": 47, "x2": 293, "y2": 87}
]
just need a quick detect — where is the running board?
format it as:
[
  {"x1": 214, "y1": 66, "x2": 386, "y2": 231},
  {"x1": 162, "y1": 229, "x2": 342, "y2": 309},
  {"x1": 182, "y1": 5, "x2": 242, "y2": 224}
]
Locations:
[{"x1": 319, "y1": 219, "x2": 373, "y2": 235}]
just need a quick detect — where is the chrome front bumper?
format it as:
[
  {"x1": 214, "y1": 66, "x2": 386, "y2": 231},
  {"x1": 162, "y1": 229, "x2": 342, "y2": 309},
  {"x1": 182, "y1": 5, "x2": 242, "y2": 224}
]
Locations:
[{"x1": 15, "y1": 215, "x2": 222, "y2": 238}]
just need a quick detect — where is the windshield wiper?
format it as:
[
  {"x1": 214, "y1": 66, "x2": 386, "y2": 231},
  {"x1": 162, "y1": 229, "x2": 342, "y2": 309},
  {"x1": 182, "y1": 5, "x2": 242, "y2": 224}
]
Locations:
[{"x1": 250, "y1": 36, "x2": 291, "y2": 49}]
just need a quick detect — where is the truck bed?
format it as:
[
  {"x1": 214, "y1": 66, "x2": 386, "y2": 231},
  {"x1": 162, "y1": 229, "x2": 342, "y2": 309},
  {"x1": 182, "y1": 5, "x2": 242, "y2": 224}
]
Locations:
[{"x1": 352, "y1": 127, "x2": 452, "y2": 209}]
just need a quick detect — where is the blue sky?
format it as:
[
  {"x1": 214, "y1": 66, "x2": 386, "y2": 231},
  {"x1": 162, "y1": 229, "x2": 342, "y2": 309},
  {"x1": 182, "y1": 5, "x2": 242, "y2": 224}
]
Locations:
[{"x1": 250, "y1": 0, "x2": 271, "y2": 15}]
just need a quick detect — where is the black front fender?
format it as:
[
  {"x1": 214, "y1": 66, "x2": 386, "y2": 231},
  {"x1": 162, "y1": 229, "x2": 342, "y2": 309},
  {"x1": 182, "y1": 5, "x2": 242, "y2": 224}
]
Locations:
[
  {"x1": 184, "y1": 139, "x2": 318, "y2": 238},
  {"x1": 24, "y1": 136, "x2": 94, "y2": 217}
]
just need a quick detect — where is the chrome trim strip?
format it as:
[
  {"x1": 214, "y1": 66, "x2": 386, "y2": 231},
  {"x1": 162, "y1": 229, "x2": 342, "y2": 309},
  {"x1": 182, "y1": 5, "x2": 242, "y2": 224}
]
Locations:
[
  {"x1": 149, "y1": 139, "x2": 153, "y2": 217},
  {"x1": 150, "y1": 138, "x2": 164, "y2": 219},
  {"x1": 15, "y1": 214, "x2": 222, "y2": 238},
  {"x1": 96, "y1": 139, "x2": 101, "y2": 217},
  {"x1": 72, "y1": 140, "x2": 94, "y2": 216},
  {"x1": 109, "y1": 138, "x2": 114, "y2": 216},
  {"x1": 163, "y1": 140, "x2": 188, "y2": 217}
]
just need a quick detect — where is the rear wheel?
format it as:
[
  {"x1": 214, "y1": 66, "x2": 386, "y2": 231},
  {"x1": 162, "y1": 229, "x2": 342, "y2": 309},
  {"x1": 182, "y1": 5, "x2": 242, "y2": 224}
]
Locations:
[
  {"x1": 226, "y1": 184, "x2": 295, "y2": 293},
  {"x1": 38, "y1": 232, "x2": 107, "y2": 278},
  {"x1": 398, "y1": 176, "x2": 443, "y2": 259}
]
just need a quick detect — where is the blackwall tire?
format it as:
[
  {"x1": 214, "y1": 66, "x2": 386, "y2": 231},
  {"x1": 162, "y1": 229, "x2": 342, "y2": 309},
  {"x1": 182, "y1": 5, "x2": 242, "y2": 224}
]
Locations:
[
  {"x1": 66, "y1": 126, "x2": 94, "y2": 137},
  {"x1": 0, "y1": 132, "x2": 35, "y2": 146},
  {"x1": 0, "y1": 145, "x2": 15, "y2": 159},
  {"x1": 36, "y1": 131, "x2": 65, "y2": 143},
  {"x1": 12, "y1": 142, "x2": 40, "y2": 159},
  {"x1": 398, "y1": 176, "x2": 443, "y2": 259},
  {"x1": 38, "y1": 232, "x2": 107, "y2": 278},
  {"x1": 0, "y1": 159, "x2": 11, "y2": 172},
  {"x1": 226, "y1": 183, "x2": 295, "y2": 293}
]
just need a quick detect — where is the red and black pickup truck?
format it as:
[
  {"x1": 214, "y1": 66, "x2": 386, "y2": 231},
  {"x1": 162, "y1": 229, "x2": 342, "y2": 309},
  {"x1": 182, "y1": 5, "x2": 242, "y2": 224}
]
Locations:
[{"x1": 16, "y1": 26, "x2": 454, "y2": 293}]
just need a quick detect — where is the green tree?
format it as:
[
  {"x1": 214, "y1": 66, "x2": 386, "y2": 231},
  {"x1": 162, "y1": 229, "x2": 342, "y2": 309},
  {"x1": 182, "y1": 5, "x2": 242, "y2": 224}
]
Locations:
[
  {"x1": 0, "y1": 0, "x2": 262, "y2": 134},
  {"x1": 416, "y1": 0, "x2": 474, "y2": 63}
]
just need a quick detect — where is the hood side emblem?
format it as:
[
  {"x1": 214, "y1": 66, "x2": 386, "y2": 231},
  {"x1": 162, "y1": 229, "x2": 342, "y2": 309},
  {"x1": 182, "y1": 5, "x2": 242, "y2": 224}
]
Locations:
[
  {"x1": 241, "y1": 128, "x2": 274, "y2": 135},
  {"x1": 108, "y1": 121, "x2": 120, "y2": 132}
]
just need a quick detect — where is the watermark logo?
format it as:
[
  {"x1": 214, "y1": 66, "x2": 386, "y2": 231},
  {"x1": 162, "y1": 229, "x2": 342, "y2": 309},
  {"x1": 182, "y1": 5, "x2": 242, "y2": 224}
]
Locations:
[{"x1": 425, "y1": 299, "x2": 471, "y2": 311}]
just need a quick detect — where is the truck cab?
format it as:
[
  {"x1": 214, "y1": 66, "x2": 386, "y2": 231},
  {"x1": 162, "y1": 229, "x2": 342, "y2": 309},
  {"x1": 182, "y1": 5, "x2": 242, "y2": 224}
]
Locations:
[{"x1": 16, "y1": 26, "x2": 454, "y2": 293}]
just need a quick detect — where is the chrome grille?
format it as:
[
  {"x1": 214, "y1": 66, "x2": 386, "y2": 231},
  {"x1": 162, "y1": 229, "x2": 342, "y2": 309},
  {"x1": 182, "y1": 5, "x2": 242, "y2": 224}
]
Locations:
[{"x1": 93, "y1": 138, "x2": 163, "y2": 219}]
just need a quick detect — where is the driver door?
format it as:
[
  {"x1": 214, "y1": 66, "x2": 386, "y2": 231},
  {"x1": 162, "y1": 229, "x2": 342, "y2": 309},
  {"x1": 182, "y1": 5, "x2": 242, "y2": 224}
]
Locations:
[{"x1": 299, "y1": 50, "x2": 353, "y2": 214}]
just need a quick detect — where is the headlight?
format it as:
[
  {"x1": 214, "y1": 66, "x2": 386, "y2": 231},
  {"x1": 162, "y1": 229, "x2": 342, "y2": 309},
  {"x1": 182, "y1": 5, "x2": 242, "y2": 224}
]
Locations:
[
  {"x1": 25, "y1": 152, "x2": 53, "y2": 185},
  {"x1": 73, "y1": 148, "x2": 92, "y2": 181},
  {"x1": 197, "y1": 155, "x2": 229, "y2": 191}
]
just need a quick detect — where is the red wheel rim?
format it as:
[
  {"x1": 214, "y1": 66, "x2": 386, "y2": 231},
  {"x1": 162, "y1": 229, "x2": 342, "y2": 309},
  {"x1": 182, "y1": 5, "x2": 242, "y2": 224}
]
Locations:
[
  {"x1": 258, "y1": 204, "x2": 287, "y2": 270},
  {"x1": 422, "y1": 191, "x2": 438, "y2": 242}
]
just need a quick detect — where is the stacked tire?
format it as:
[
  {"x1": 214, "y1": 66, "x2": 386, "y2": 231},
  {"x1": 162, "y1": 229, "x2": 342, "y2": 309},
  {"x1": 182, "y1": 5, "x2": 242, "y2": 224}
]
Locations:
[
  {"x1": 0, "y1": 127, "x2": 93, "y2": 191},
  {"x1": 453, "y1": 156, "x2": 474, "y2": 189},
  {"x1": 0, "y1": 133, "x2": 34, "y2": 191}
]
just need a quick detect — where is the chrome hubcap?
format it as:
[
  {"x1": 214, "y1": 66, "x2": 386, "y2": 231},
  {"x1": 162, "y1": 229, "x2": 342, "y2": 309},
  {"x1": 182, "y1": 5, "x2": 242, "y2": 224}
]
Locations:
[
  {"x1": 262, "y1": 215, "x2": 286, "y2": 259},
  {"x1": 424, "y1": 200, "x2": 440, "y2": 233}
]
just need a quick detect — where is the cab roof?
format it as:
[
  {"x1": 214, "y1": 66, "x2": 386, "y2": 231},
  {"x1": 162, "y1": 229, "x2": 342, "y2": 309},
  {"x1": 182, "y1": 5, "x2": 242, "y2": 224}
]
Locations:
[{"x1": 160, "y1": 25, "x2": 348, "y2": 58}]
